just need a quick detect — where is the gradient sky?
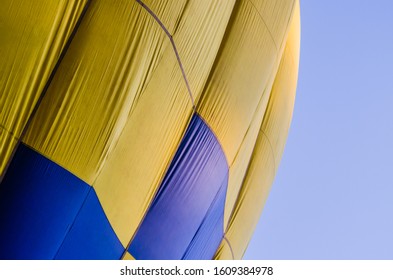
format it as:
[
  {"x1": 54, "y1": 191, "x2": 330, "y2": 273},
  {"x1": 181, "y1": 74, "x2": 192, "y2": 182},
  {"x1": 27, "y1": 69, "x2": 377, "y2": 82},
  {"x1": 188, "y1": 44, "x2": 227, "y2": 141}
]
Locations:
[{"x1": 244, "y1": 0, "x2": 393, "y2": 259}]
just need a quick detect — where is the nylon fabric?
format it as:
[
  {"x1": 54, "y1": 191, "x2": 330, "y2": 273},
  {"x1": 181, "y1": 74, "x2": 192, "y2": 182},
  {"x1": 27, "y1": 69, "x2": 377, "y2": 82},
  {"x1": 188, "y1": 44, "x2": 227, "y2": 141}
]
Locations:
[
  {"x1": 21, "y1": 0, "x2": 238, "y2": 247},
  {"x1": 90, "y1": 0, "x2": 237, "y2": 247},
  {"x1": 0, "y1": 144, "x2": 124, "y2": 260},
  {"x1": 22, "y1": 0, "x2": 170, "y2": 184},
  {"x1": 169, "y1": 0, "x2": 236, "y2": 101},
  {"x1": 214, "y1": 237, "x2": 235, "y2": 260},
  {"x1": 196, "y1": 0, "x2": 291, "y2": 165},
  {"x1": 0, "y1": 144, "x2": 90, "y2": 259},
  {"x1": 0, "y1": 129, "x2": 17, "y2": 177},
  {"x1": 216, "y1": 135, "x2": 276, "y2": 259},
  {"x1": 55, "y1": 190, "x2": 124, "y2": 260},
  {"x1": 188, "y1": 0, "x2": 297, "y2": 230},
  {"x1": 0, "y1": 0, "x2": 300, "y2": 260},
  {"x1": 182, "y1": 181, "x2": 227, "y2": 260},
  {"x1": 0, "y1": 0, "x2": 88, "y2": 176},
  {"x1": 216, "y1": 2, "x2": 300, "y2": 259},
  {"x1": 140, "y1": 0, "x2": 188, "y2": 35},
  {"x1": 91, "y1": 42, "x2": 193, "y2": 247},
  {"x1": 247, "y1": 0, "x2": 296, "y2": 49},
  {"x1": 122, "y1": 252, "x2": 136, "y2": 260},
  {"x1": 222, "y1": 0, "x2": 297, "y2": 229},
  {"x1": 129, "y1": 114, "x2": 228, "y2": 260},
  {"x1": 223, "y1": 44, "x2": 279, "y2": 229},
  {"x1": 261, "y1": 4, "x2": 300, "y2": 170}
]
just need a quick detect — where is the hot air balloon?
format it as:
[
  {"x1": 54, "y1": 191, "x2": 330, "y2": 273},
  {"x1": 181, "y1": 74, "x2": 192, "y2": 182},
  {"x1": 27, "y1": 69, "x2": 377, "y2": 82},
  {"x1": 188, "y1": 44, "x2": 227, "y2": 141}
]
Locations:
[{"x1": 0, "y1": 0, "x2": 300, "y2": 259}]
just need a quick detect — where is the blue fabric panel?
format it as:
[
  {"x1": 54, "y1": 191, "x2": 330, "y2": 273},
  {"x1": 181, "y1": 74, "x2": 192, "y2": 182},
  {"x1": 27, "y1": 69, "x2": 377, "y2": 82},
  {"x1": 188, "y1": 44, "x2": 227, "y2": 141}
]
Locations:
[
  {"x1": 181, "y1": 179, "x2": 227, "y2": 260},
  {"x1": 129, "y1": 114, "x2": 228, "y2": 260},
  {"x1": 0, "y1": 144, "x2": 90, "y2": 259},
  {"x1": 54, "y1": 190, "x2": 124, "y2": 260}
]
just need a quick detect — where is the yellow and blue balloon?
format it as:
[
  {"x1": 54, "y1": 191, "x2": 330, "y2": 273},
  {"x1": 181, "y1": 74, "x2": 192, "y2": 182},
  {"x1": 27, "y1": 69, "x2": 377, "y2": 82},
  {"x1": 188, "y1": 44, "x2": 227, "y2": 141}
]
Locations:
[{"x1": 0, "y1": 0, "x2": 300, "y2": 259}]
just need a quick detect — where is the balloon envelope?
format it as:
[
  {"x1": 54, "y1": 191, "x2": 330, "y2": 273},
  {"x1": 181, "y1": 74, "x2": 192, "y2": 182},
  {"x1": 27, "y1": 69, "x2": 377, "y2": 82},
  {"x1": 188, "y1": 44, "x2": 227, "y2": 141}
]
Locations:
[{"x1": 0, "y1": 0, "x2": 300, "y2": 259}]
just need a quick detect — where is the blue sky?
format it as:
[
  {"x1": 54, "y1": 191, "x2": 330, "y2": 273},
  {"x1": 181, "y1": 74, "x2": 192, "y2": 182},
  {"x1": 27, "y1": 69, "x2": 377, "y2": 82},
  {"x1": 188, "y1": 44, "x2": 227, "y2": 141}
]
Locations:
[{"x1": 244, "y1": 0, "x2": 393, "y2": 259}]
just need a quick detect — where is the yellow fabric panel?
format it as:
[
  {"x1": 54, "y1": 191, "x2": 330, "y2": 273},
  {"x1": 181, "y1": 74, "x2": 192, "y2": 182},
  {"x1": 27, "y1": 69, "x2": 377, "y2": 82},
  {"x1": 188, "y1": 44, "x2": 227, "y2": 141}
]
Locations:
[
  {"x1": 220, "y1": 2, "x2": 300, "y2": 259},
  {"x1": 0, "y1": 0, "x2": 88, "y2": 175},
  {"x1": 260, "y1": 1, "x2": 300, "y2": 169},
  {"x1": 223, "y1": 0, "x2": 298, "y2": 230},
  {"x1": 122, "y1": 252, "x2": 135, "y2": 260},
  {"x1": 23, "y1": 0, "x2": 171, "y2": 183},
  {"x1": 196, "y1": 0, "x2": 292, "y2": 164},
  {"x1": 171, "y1": 0, "x2": 236, "y2": 101},
  {"x1": 0, "y1": 129, "x2": 17, "y2": 174},
  {"x1": 248, "y1": 0, "x2": 296, "y2": 49},
  {"x1": 223, "y1": 68, "x2": 275, "y2": 229},
  {"x1": 221, "y1": 134, "x2": 276, "y2": 259},
  {"x1": 92, "y1": 45, "x2": 192, "y2": 246}
]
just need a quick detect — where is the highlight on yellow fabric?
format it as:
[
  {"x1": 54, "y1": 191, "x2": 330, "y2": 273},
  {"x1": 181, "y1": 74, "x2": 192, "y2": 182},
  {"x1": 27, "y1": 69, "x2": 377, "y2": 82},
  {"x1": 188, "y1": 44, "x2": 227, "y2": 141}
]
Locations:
[
  {"x1": 216, "y1": 0, "x2": 301, "y2": 259},
  {"x1": 196, "y1": 0, "x2": 293, "y2": 165},
  {"x1": 221, "y1": 0, "x2": 297, "y2": 229},
  {"x1": 185, "y1": 0, "x2": 297, "y2": 231},
  {"x1": 223, "y1": 73, "x2": 274, "y2": 229},
  {"x1": 0, "y1": 0, "x2": 88, "y2": 176}
]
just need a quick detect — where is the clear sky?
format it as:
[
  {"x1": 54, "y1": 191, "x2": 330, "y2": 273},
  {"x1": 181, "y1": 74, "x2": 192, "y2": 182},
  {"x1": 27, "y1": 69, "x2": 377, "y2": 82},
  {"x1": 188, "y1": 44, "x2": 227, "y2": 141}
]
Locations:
[{"x1": 244, "y1": 0, "x2": 393, "y2": 259}]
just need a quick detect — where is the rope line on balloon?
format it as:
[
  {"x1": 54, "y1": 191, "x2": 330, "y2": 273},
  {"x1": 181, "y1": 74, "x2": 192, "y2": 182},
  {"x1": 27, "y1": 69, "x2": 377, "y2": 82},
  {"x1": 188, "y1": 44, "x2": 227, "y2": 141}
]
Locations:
[
  {"x1": 245, "y1": 0, "x2": 278, "y2": 51},
  {"x1": 223, "y1": 235, "x2": 235, "y2": 259},
  {"x1": 260, "y1": 129, "x2": 277, "y2": 174},
  {"x1": 135, "y1": 0, "x2": 196, "y2": 111}
]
